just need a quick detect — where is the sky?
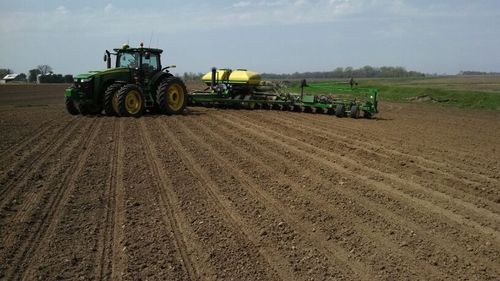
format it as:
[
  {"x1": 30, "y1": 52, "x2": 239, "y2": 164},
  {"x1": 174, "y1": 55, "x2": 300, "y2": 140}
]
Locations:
[{"x1": 1, "y1": 0, "x2": 499, "y2": 76}]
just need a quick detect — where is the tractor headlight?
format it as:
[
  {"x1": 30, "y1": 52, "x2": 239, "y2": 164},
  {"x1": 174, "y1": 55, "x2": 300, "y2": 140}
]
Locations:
[{"x1": 80, "y1": 78, "x2": 93, "y2": 83}]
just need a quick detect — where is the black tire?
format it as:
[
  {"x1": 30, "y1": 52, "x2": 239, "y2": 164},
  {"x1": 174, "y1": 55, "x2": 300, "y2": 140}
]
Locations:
[
  {"x1": 104, "y1": 83, "x2": 122, "y2": 116},
  {"x1": 335, "y1": 104, "x2": 344, "y2": 118},
  {"x1": 117, "y1": 84, "x2": 144, "y2": 117},
  {"x1": 233, "y1": 95, "x2": 243, "y2": 109},
  {"x1": 78, "y1": 103, "x2": 90, "y2": 115},
  {"x1": 293, "y1": 105, "x2": 303, "y2": 112},
  {"x1": 363, "y1": 111, "x2": 373, "y2": 119},
  {"x1": 272, "y1": 104, "x2": 283, "y2": 110},
  {"x1": 350, "y1": 105, "x2": 359, "y2": 119},
  {"x1": 156, "y1": 77, "x2": 187, "y2": 115},
  {"x1": 65, "y1": 96, "x2": 79, "y2": 115},
  {"x1": 243, "y1": 94, "x2": 256, "y2": 109},
  {"x1": 304, "y1": 106, "x2": 313, "y2": 113},
  {"x1": 316, "y1": 108, "x2": 326, "y2": 114}
]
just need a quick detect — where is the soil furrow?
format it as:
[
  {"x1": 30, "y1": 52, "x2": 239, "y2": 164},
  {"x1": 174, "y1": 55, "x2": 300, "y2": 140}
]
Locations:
[
  {"x1": 115, "y1": 119, "x2": 203, "y2": 280},
  {"x1": 0, "y1": 117, "x2": 56, "y2": 159},
  {"x1": 161, "y1": 118, "x2": 374, "y2": 280},
  {"x1": 5, "y1": 117, "x2": 103, "y2": 280},
  {"x1": 275, "y1": 111, "x2": 500, "y2": 186},
  {"x1": 0, "y1": 117, "x2": 78, "y2": 201},
  {"x1": 217, "y1": 113, "x2": 500, "y2": 243},
  {"x1": 110, "y1": 118, "x2": 127, "y2": 281},
  {"x1": 152, "y1": 118, "x2": 299, "y2": 281},
  {"x1": 178, "y1": 118, "x2": 451, "y2": 279},
  {"x1": 285, "y1": 111, "x2": 499, "y2": 180},
  {"x1": 0, "y1": 118, "x2": 93, "y2": 260},
  {"x1": 96, "y1": 118, "x2": 126, "y2": 281},
  {"x1": 189, "y1": 114, "x2": 500, "y2": 278},
  {"x1": 138, "y1": 119, "x2": 199, "y2": 281},
  {"x1": 233, "y1": 111, "x2": 500, "y2": 218},
  {"x1": 270, "y1": 111, "x2": 499, "y2": 188}
]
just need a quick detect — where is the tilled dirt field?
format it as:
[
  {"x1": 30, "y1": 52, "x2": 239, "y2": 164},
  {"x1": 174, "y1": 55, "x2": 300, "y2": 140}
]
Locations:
[{"x1": 0, "y1": 85, "x2": 499, "y2": 280}]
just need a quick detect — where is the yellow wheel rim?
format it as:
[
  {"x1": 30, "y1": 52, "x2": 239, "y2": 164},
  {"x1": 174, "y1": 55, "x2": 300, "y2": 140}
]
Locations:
[
  {"x1": 125, "y1": 90, "x2": 142, "y2": 114},
  {"x1": 167, "y1": 84, "x2": 184, "y2": 111}
]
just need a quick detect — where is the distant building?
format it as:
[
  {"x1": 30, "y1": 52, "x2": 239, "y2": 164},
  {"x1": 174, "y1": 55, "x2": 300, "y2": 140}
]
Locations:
[{"x1": 1, "y1": 73, "x2": 27, "y2": 84}]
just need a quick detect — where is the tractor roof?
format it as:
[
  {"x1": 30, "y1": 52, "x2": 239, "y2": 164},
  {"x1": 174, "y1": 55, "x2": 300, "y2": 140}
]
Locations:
[{"x1": 113, "y1": 45, "x2": 163, "y2": 54}]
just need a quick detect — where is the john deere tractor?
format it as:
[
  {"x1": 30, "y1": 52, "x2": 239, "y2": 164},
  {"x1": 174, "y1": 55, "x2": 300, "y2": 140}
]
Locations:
[{"x1": 65, "y1": 43, "x2": 187, "y2": 117}]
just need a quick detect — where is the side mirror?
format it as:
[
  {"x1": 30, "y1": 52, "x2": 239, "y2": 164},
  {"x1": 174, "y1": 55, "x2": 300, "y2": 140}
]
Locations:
[
  {"x1": 103, "y1": 54, "x2": 107, "y2": 62},
  {"x1": 145, "y1": 52, "x2": 151, "y2": 60}
]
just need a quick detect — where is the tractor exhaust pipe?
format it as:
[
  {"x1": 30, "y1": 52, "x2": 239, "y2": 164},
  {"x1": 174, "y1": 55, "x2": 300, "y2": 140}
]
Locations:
[
  {"x1": 211, "y1": 67, "x2": 217, "y2": 89},
  {"x1": 105, "y1": 50, "x2": 111, "y2": 69}
]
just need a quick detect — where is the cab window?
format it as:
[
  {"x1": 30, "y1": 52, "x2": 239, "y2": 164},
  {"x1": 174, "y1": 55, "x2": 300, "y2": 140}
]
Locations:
[
  {"x1": 142, "y1": 53, "x2": 160, "y2": 72},
  {"x1": 117, "y1": 52, "x2": 139, "y2": 68}
]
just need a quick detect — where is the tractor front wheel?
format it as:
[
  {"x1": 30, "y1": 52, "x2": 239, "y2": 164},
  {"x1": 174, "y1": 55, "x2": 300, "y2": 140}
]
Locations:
[
  {"x1": 156, "y1": 77, "x2": 187, "y2": 115},
  {"x1": 104, "y1": 83, "x2": 123, "y2": 116},
  {"x1": 117, "y1": 84, "x2": 144, "y2": 117},
  {"x1": 65, "y1": 96, "x2": 79, "y2": 115}
]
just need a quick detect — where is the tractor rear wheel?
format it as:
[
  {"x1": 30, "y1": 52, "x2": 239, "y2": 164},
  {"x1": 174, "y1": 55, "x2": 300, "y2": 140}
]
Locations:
[
  {"x1": 157, "y1": 77, "x2": 187, "y2": 115},
  {"x1": 117, "y1": 84, "x2": 144, "y2": 117},
  {"x1": 335, "y1": 104, "x2": 344, "y2": 118},
  {"x1": 104, "y1": 83, "x2": 122, "y2": 116},
  {"x1": 65, "y1": 96, "x2": 79, "y2": 115}
]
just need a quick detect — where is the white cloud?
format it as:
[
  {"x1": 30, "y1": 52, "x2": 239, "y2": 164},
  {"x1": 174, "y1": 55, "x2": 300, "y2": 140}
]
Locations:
[
  {"x1": 104, "y1": 3, "x2": 116, "y2": 14},
  {"x1": 233, "y1": 1, "x2": 251, "y2": 8},
  {"x1": 55, "y1": 5, "x2": 68, "y2": 16}
]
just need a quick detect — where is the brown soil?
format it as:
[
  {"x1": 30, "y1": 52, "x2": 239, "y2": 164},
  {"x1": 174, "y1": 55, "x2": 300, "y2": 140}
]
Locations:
[{"x1": 0, "y1": 85, "x2": 499, "y2": 280}]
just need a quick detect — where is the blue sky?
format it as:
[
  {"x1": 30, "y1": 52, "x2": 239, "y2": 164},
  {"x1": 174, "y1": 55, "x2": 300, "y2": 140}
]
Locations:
[{"x1": 1, "y1": 0, "x2": 499, "y2": 75}]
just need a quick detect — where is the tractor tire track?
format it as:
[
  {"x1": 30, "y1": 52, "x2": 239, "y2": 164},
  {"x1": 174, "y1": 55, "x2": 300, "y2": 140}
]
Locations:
[{"x1": 96, "y1": 118, "x2": 126, "y2": 281}]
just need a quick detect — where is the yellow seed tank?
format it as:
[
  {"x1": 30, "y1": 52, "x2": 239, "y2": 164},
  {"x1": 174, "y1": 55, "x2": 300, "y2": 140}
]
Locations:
[{"x1": 202, "y1": 69, "x2": 261, "y2": 86}]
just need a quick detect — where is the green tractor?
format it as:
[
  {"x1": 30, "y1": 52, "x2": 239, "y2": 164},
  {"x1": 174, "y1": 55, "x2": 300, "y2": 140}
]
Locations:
[{"x1": 65, "y1": 43, "x2": 187, "y2": 117}]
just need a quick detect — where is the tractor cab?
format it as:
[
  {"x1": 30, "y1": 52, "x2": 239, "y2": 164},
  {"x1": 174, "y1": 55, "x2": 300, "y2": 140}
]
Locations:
[
  {"x1": 115, "y1": 45, "x2": 161, "y2": 71},
  {"x1": 104, "y1": 44, "x2": 164, "y2": 81}
]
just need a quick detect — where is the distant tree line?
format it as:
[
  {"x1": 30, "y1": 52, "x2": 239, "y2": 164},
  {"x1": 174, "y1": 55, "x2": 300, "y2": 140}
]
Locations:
[
  {"x1": 1, "y1": 65, "x2": 73, "y2": 83},
  {"x1": 27, "y1": 65, "x2": 73, "y2": 83},
  {"x1": 261, "y1": 66, "x2": 426, "y2": 79},
  {"x1": 458, "y1": 71, "x2": 500, "y2": 76},
  {"x1": 183, "y1": 72, "x2": 204, "y2": 81}
]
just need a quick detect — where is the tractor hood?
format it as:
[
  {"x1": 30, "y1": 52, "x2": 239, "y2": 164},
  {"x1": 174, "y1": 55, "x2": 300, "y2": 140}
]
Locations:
[{"x1": 74, "y1": 67, "x2": 129, "y2": 80}]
